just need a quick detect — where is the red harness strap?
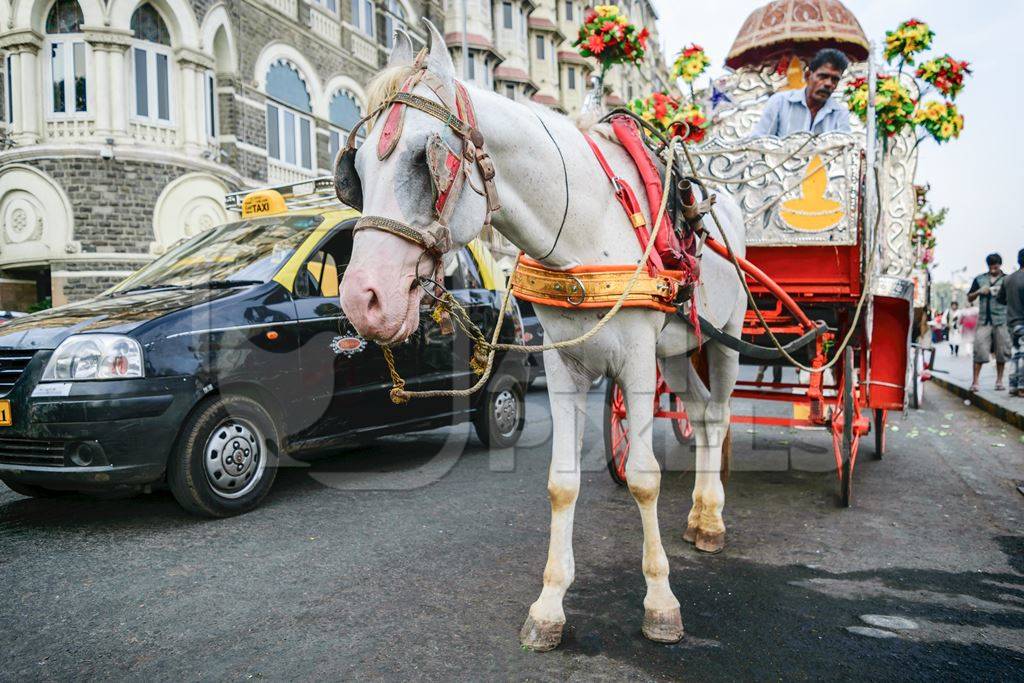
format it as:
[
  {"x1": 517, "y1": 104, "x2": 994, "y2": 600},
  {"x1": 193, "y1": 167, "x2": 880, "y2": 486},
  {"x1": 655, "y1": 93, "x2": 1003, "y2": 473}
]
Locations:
[
  {"x1": 434, "y1": 82, "x2": 477, "y2": 215},
  {"x1": 609, "y1": 117, "x2": 688, "y2": 268},
  {"x1": 583, "y1": 121, "x2": 703, "y2": 343},
  {"x1": 583, "y1": 133, "x2": 666, "y2": 276}
]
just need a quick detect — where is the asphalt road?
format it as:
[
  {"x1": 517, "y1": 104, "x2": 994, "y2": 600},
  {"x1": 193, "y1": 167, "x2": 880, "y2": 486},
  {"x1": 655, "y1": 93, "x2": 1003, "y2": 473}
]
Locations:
[{"x1": 2, "y1": 382, "x2": 1023, "y2": 681}]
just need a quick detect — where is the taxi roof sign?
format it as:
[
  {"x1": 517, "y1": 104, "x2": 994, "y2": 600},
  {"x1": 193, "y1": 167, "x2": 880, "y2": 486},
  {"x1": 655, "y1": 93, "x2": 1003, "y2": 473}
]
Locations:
[
  {"x1": 226, "y1": 176, "x2": 346, "y2": 215},
  {"x1": 241, "y1": 190, "x2": 288, "y2": 218}
]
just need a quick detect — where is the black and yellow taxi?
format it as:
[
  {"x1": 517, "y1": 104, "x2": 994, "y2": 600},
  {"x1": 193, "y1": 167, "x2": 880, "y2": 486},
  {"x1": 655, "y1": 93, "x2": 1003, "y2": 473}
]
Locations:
[{"x1": 0, "y1": 179, "x2": 527, "y2": 517}]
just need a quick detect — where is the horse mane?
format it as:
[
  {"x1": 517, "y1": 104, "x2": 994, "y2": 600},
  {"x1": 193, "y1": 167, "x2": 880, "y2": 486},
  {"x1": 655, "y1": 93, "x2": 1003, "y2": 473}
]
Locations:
[{"x1": 365, "y1": 65, "x2": 417, "y2": 130}]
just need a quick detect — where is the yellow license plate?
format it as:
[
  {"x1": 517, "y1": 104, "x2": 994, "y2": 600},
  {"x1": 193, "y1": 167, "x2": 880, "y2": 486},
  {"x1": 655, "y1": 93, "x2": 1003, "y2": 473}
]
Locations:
[{"x1": 0, "y1": 400, "x2": 11, "y2": 426}]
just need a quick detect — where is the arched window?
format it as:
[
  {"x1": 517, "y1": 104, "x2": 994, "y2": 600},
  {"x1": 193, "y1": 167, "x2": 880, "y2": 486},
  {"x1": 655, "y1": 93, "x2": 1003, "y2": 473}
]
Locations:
[
  {"x1": 327, "y1": 89, "x2": 363, "y2": 161},
  {"x1": 265, "y1": 61, "x2": 314, "y2": 171},
  {"x1": 131, "y1": 3, "x2": 173, "y2": 123},
  {"x1": 45, "y1": 0, "x2": 88, "y2": 116},
  {"x1": 383, "y1": 0, "x2": 406, "y2": 49}
]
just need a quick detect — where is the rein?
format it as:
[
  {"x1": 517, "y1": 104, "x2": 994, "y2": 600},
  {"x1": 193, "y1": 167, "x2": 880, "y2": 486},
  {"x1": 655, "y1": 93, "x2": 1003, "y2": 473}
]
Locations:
[{"x1": 382, "y1": 142, "x2": 682, "y2": 404}]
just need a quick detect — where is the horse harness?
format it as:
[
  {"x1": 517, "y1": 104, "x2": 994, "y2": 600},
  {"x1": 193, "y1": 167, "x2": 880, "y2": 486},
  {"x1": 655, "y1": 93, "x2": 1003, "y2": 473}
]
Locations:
[
  {"x1": 333, "y1": 50, "x2": 500, "y2": 292},
  {"x1": 332, "y1": 55, "x2": 699, "y2": 319}
]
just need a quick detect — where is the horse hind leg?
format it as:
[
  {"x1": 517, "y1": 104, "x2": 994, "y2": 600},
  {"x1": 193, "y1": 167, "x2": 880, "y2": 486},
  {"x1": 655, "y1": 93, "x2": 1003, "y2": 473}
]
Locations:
[
  {"x1": 621, "y1": 355, "x2": 684, "y2": 643},
  {"x1": 661, "y1": 356, "x2": 711, "y2": 547},
  {"x1": 693, "y1": 340, "x2": 740, "y2": 554},
  {"x1": 520, "y1": 349, "x2": 589, "y2": 652}
]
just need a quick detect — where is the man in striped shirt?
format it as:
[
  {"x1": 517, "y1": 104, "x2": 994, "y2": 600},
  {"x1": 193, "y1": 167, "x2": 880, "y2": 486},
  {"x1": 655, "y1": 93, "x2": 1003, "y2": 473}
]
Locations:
[{"x1": 752, "y1": 48, "x2": 853, "y2": 138}]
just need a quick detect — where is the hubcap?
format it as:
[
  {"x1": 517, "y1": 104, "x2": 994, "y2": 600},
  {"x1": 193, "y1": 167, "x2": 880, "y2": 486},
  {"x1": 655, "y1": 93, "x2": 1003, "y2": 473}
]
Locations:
[
  {"x1": 493, "y1": 389, "x2": 520, "y2": 437},
  {"x1": 203, "y1": 417, "x2": 265, "y2": 499}
]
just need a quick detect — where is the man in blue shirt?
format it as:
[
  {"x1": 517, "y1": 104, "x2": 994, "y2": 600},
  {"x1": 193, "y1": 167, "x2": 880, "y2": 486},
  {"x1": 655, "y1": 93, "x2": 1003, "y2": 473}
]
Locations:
[{"x1": 753, "y1": 48, "x2": 853, "y2": 137}]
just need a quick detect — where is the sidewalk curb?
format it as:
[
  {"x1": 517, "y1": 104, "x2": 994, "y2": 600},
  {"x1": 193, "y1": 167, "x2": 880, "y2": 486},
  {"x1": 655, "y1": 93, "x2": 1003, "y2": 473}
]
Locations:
[{"x1": 932, "y1": 376, "x2": 1024, "y2": 431}]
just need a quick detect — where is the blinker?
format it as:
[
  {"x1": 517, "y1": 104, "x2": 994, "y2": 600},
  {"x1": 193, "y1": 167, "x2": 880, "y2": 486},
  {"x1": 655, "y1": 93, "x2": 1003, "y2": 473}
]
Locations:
[{"x1": 333, "y1": 147, "x2": 363, "y2": 211}]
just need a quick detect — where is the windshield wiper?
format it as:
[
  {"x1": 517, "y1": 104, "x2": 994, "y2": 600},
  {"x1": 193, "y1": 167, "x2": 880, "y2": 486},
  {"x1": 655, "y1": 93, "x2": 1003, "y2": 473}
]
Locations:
[
  {"x1": 186, "y1": 280, "x2": 265, "y2": 289},
  {"x1": 112, "y1": 283, "x2": 187, "y2": 295}
]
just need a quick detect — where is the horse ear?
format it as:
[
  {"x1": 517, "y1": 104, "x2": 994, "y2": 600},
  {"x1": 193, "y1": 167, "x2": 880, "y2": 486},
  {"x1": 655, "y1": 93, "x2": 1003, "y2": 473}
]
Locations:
[
  {"x1": 423, "y1": 18, "x2": 455, "y2": 87},
  {"x1": 387, "y1": 28, "x2": 414, "y2": 68}
]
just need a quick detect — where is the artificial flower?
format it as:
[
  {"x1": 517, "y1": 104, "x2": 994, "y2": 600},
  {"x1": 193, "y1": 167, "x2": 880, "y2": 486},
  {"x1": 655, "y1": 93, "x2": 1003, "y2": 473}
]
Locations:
[
  {"x1": 884, "y1": 18, "x2": 934, "y2": 65},
  {"x1": 575, "y1": 4, "x2": 647, "y2": 71},
  {"x1": 916, "y1": 55, "x2": 971, "y2": 99},
  {"x1": 672, "y1": 44, "x2": 711, "y2": 84}
]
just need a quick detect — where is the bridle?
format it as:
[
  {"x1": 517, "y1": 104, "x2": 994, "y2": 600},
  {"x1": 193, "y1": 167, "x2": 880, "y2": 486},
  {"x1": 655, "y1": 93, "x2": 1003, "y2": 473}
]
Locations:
[{"x1": 333, "y1": 50, "x2": 501, "y2": 290}]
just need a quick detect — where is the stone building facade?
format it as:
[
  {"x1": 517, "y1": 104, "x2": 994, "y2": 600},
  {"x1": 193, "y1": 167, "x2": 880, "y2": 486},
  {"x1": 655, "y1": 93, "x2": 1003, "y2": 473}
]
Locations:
[
  {"x1": 0, "y1": 0, "x2": 440, "y2": 306},
  {"x1": 0, "y1": 0, "x2": 670, "y2": 307},
  {"x1": 444, "y1": 0, "x2": 671, "y2": 115}
]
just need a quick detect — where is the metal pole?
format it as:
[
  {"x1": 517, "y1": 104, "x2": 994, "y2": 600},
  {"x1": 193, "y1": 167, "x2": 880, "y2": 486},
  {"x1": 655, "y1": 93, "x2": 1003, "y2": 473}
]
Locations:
[
  {"x1": 461, "y1": 0, "x2": 469, "y2": 80},
  {"x1": 865, "y1": 40, "x2": 879, "y2": 273}
]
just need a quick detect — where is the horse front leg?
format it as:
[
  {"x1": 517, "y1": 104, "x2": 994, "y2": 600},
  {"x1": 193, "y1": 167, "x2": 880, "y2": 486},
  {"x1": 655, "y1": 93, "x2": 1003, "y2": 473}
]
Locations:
[
  {"x1": 621, "y1": 353, "x2": 684, "y2": 643},
  {"x1": 520, "y1": 349, "x2": 589, "y2": 652}
]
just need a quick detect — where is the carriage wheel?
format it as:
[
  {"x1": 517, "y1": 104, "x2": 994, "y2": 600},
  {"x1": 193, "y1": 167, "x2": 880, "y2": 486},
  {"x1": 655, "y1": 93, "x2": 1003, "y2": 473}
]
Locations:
[
  {"x1": 669, "y1": 393, "x2": 694, "y2": 444},
  {"x1": 604, "y1": 380, "x2": 629, "y2": 487},
  {"x1": 832, "y1": 346, "x2": 860, "y2": 507},
  {"x1": 872, "y1": 409, "x2": 886, "y2": 460}
]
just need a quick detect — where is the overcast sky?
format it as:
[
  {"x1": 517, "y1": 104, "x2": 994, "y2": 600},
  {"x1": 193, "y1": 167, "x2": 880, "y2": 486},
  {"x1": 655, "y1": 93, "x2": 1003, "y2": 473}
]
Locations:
[{"x1": 649, "y1": 0, "x2": 1022, "y2": 285}]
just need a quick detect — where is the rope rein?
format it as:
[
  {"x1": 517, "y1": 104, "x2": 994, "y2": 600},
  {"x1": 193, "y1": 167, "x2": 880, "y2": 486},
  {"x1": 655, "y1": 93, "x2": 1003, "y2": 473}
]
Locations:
[
  {"x1": 379, "y1": 129, "x2": 880, "y2": 403},
  {"x1": 380, "y1": 141, "x2": 679, "y2": 403}
]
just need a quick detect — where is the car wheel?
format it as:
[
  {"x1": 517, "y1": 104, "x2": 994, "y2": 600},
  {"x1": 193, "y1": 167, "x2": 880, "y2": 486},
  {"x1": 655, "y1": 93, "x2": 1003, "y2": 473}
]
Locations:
[
  {"x1": 474, "y1": 373, "x2": 525, "y2": 449},
  {"x1": 1, "y1": 479, "x2": 73, "y2": 498},
  {"x1": 168, "y1": 394, "x2": 280, "y2": 518}
]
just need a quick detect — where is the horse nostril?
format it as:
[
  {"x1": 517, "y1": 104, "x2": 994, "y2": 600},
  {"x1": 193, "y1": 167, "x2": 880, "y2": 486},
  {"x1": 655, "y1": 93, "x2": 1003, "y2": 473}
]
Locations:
[{"x1": 366, "y1": 287, "x2": 380, "y2": 313}]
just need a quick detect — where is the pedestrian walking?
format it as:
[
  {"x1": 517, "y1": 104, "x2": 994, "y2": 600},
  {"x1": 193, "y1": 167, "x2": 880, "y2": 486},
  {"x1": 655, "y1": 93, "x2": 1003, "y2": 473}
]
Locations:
[
  {"x1": 945, "y1": 300, "x2": 963, "y2": 357},
  {"x1": 996, "y1": 248, "x2": 1024, "y2": 396},
  {"x1": 966, "y1": 253, "x2": 1011, "y2": 392}
]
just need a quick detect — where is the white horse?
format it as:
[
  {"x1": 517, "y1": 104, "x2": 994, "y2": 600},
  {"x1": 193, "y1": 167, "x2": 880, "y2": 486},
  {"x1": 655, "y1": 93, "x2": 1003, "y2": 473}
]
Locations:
[{"x1": 339, "y1": 23, "x2": 746, "y2": 650}]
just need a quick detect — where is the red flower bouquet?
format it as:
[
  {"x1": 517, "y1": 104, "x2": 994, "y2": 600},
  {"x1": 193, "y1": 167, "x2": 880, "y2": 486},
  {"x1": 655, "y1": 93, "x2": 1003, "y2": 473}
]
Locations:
[
  {"x1": 916, "y1": 55, "x2": 971, "y2": 100},
  {"x1": 574, "y1": 4, "x2": 648, "y2": 76}
]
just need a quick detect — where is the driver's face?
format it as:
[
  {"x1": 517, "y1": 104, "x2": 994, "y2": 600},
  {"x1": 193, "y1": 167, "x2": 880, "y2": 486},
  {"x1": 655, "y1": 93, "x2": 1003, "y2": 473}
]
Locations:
[{"x1": 806, "y1": 64, "x2": 844, "y2": 106}]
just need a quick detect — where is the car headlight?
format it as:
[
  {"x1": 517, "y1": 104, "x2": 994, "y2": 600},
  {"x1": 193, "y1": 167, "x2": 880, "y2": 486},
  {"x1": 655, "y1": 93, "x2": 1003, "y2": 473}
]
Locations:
[{"x1": 41, "y1": 334, "x2": 144, "y2": 381}]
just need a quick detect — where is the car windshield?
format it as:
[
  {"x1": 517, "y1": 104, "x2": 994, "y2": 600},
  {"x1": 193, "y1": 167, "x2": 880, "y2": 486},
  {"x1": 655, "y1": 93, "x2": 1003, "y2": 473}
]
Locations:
[{"x1": 110, "y1": 215, "x2": 325, "y2": 293}]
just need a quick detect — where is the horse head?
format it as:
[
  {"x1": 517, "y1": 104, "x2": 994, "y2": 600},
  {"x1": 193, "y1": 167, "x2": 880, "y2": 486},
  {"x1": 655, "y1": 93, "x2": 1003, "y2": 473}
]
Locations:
[{"x1": 337, "y1": 21, "x2": 493, "y2": 344}]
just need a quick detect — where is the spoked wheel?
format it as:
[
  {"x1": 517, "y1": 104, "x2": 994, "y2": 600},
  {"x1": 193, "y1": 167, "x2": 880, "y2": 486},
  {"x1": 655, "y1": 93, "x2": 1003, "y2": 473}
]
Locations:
[
  {"x1": 910, "y1": 345, "x2": 924, "y2": 409},
  {"x1": 872, "y1": 408, "x2": 886, "y2": 460},
  {"x1": 669, "y1": 393, "x2": 694, "y2": 444},
  {"x1": 831, "y1": 346, "x2": 861, "y2": 507},
  {"x1": 604, "y1": 380, "x2": 629, "y2": 486}
]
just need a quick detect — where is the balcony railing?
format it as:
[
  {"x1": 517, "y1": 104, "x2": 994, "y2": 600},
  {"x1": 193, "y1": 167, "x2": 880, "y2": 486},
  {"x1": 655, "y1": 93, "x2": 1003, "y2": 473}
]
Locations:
[
  {"x1": 309, "y1": 5, "x2": 341, "y2": 43},
  {"x1": 45, "y1": 118, "x2": 95, "y2": 141},
  {"x1": 130, "y1": 121, "x2": 178, "y2": 146},
  {"x1": 267, "y1": 158, "x2": 317, "y2": 185},
  {"x1": 265, "y1": 0, "x2": 297, "y2": 19}
]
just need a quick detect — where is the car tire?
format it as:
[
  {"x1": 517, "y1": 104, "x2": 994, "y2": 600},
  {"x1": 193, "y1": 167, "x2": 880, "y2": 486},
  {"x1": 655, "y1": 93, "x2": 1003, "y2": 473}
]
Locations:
[
  {"x1": 474, "y1": 373, "x2": 525, "y2": 449},
  {"x1": 168, "y1": 394, "x2": 280, "y2": 518},
  {"x1": 1, "y1": 479, "x2": 73, "y2": 498}
]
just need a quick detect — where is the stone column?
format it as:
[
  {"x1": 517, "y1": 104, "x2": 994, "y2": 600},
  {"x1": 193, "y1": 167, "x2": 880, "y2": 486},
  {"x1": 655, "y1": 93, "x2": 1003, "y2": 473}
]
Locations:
[
  {"x1": 19, "y1": 48, "x2": 39, "y2": 142},
  {"x1": 4, "y1": 51, "x2": 21, "y2": 134},
  {"x1": 83, "y1": 27, "x2": 133, "y2": 142},
  {"x1": 0, "y1": 30, "x2": 43, "y2": 144},
  {"x1": 176, "y1": 48, "x2": 215, "y2": 156}
]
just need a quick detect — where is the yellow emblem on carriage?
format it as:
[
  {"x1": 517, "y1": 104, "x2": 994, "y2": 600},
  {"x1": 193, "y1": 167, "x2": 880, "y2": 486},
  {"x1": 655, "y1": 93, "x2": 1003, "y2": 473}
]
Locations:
[{"x1": 779, "y1": 155, "x2": 844, "y2": 232}]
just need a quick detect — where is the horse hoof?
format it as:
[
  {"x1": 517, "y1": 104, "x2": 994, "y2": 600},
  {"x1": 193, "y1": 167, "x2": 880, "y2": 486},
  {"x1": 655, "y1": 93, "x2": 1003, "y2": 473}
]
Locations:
[
  {"x1": 519, "y1": 615, "x2": 564, "y2": 652},
  {"x1": 695, "y1": 530, "x2": 725, "y2": 554},
  {"x1": 642, "y1": 608, "x2": 684, "y2": 643},
  {"x1": 683, "y1": 524, "x2": 698, "y2": 544}
]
